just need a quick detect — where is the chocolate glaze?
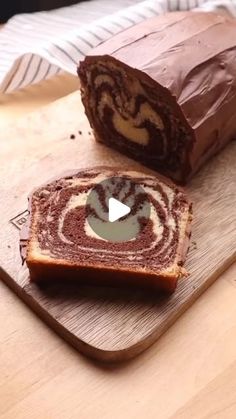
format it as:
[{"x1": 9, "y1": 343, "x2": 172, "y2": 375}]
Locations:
[
  {"x1": 78, "y1": 12, "x2": 236, "y2": 183},
  {"x1": 23, "y1": 167, "x2": 192, "y2": 292}
]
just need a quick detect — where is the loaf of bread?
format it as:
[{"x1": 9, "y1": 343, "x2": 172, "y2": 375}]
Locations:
[
  {"x1": 78, "y1": 12, "x2": 236, "y2": 183},
  {"x1": 22, "y1": 167, "x2": 192, "y2": 293}
]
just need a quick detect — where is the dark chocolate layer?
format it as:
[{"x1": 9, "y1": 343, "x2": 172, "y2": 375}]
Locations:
[{"x1": 78, "y1": 12, "x2": 236, "y2": 183}]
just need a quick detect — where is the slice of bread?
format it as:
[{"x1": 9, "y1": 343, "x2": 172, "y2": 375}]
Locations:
[{"x1": 23, "y1": 167, "x2": 192, "y2": 293}]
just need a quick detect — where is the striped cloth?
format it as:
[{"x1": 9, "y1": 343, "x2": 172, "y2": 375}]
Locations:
[{"x1": 1, "y1": 0, "x2": 236, "y2": 94}]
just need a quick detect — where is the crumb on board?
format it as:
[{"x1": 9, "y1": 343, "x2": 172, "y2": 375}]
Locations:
[
  {"x1": 70, "y1": 134, "x2": 75, "y2": 140},
  {"x1": 78, "y1": 130, "x2": 82, "y2": 135}
]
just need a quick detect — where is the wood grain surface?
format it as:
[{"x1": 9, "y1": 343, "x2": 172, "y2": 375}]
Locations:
[{"x1": 0, "y1": 91, "x2": 235, "y2": 362}]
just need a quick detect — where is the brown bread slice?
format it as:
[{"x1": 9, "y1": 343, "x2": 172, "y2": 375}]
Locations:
[{"x1": 23, "y1": 167, "x2": 192, "y2": 293}]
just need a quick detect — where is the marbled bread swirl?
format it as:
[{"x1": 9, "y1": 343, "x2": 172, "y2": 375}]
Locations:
[
  {"x1": 78, "y1": 12, "x2": 236, "y2": 184},
  {"x1": 24, "y1": 167, "x2": 192, "y2": 293}
]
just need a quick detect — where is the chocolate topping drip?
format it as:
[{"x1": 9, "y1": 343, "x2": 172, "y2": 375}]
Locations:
[{"x1": 78, "y1": 12, "x2": 236, "y2": 184}]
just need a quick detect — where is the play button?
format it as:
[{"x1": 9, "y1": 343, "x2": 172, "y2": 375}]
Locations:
[
  {"x1": 108, "y1": 198, "x2": 130, "y2": 222},
  {"x1": 86, "y1": 176, "x2": 151, "y2": 242}
]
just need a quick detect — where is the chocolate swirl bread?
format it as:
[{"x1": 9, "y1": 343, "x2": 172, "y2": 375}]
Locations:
[
  {"x1": 24, "y1": 167, "x2": 192, "y2": 293},
  {"x1": 78, "y1": 12, "x2": 236, "y2": 184}
]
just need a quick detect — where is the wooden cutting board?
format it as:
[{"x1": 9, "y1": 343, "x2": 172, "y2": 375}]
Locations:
[{"x1": 0, "y1": 91, "x2": 235, "y2": 362}]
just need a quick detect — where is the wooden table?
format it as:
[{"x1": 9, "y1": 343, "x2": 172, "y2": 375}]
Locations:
[{"x1": 0, "y1": 73, "x2": 236, "y2": 419}]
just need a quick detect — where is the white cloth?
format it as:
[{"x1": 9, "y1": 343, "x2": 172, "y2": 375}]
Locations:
[{"x1": 1, "y1": 0, "x2": 236, "y2": 93}]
